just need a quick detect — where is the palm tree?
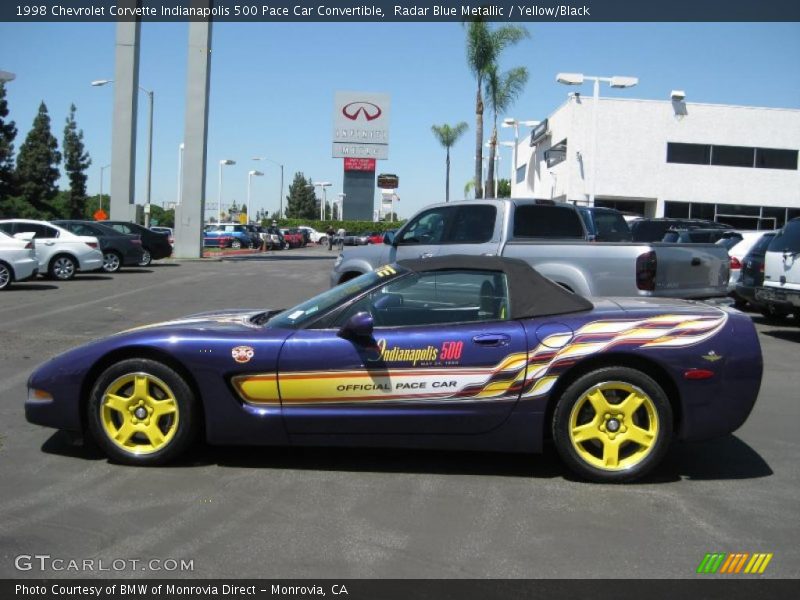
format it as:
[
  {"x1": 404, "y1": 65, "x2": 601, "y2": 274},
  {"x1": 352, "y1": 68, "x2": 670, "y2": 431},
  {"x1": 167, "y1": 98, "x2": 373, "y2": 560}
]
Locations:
[
  {"x1": 465, "y1": 21, "x2": 529, "y2": 199},
  {"x1": 431, "y1": 122, "x2": 468, "y2": 203},
  {"x1": 484, "y1": 65, "x2": 528, "y2": 198}
]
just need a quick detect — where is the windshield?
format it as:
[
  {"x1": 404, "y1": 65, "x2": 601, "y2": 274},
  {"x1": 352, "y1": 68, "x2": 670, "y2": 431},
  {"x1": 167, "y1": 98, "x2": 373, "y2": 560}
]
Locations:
[
  {"x1": 769, "y1": 219, "x2": 800, "y2": 253},
  {"x1": 266, "y1": 267, "x2": 406, "y2": 329}
]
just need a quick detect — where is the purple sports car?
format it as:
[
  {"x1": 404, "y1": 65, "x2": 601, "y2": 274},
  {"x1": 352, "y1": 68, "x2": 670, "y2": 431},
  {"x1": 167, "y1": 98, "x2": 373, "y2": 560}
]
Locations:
[{"x1": 26, "y1": 256, "x2": 762, "y2": 482}]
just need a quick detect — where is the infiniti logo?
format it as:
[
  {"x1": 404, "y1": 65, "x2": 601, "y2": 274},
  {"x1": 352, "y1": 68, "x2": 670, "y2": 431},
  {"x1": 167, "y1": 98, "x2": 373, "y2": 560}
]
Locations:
[{"x1": 342, "y1": 101, "x2": 382, "y2": 122}]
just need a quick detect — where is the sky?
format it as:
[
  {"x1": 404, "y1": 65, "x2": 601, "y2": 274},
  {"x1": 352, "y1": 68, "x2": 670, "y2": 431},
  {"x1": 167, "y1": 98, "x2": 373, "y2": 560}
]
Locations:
[{"x1": 1, "y1": 21, "x2": 799, "y2": 219}]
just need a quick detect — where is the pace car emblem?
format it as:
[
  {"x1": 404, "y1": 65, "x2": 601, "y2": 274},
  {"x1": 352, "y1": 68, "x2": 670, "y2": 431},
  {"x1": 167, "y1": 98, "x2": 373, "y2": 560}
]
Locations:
[
  {"x1": 702, "y1": 350, "x2": 723, "y2": 362},
  {"x1": 232, "y1": 346, "x2": 255, "y2": 364}
]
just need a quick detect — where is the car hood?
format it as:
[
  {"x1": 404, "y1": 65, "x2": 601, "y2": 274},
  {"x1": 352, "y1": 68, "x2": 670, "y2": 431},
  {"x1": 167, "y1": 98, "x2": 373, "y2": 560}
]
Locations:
[
  {"x1": 120, "y1": 308, "x2": 280, "y2": 335},
  {"x1": 340, "y1": 242, "x2": 389, "y2": 263}
]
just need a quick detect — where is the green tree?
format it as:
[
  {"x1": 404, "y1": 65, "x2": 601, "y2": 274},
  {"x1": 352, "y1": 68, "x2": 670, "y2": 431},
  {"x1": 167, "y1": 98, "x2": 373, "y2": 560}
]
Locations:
[
  {"x1": 497, "y1": 179, "x2": 511, "y2": 198},
  {"x1": 15, "y1": 101, "x2": 61, "y2": 216},
  {"x1": 285, "y1": 172, "x2": 317, "y2": 219},
  {"x1": 465, "y1": 20, "x2": 529, "y2": 200},
  {"x1": 0, "y1": 82, "x2": 17, "y2": 204},
  {"x1": 431, "y1": 122, "x2": 468, "y2": 203},
  {"x1": 62, "y1": 104, "x2": 91, "y2": 219},
  {"x1": 485, "y1": 65, "x2": 528, "y2": 197}
]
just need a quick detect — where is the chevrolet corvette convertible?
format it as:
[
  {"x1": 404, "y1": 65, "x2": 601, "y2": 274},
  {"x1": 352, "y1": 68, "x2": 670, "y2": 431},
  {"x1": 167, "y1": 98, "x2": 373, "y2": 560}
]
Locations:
[{"x1": 26, "y1": 256, "x2": 763, "y2": 482}]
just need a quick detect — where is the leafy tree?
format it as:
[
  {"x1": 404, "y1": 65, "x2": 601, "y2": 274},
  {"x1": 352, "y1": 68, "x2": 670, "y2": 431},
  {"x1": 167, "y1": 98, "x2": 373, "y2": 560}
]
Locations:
[
  {"x1": 465, "y1": 20, "x2": 528, "y2": 200},
  {"x1": 62, "y1": 104, "x2": 91, "y2": 218},
  {"x1": 497, "y1": 179, "x2": 511, "y2": 198},
  {"x1": 485, "y1": 65, "x2": 528, "y2": 198},
  {"x1": 431, "y1": 122, "x2": 468, "y2": 203},
  {"x1": 285, "y1": 172, "x2": 317, "y2": 219},
  {"x1": 0, "y1": 82, "x2": 17, "y2": 204},
  {"x1": 148, "y1": 205, "x2": 175, "y2": 228},
  {"x1": 15, "y1": 101, "x2": 61, "y2": 216}
]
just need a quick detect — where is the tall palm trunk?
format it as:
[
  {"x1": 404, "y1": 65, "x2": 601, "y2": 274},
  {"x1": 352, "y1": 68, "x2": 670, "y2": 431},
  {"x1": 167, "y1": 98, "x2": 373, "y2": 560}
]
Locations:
[
  {"x1": 474, "y1": 82, "x2": 484, "y2": 199},
  {"x1": 486, "y1": 123, "x2": 498, "y2": 198},
  {"x1": 445, "y1": 146, "x2": 450, "y2": 203}
]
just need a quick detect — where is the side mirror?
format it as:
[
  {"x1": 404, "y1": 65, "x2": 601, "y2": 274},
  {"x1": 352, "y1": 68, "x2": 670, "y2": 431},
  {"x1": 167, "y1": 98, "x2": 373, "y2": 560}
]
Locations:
[
  {"x1": 383, "y1": 231, "x2": 396, "y2": 245},
  {"x1": 338, "y1": 311, "x2": 374, "y2": 340}
]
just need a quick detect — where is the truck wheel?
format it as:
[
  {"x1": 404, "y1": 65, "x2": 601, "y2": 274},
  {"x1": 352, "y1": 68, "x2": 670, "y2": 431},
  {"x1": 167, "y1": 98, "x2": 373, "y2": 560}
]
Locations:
[{"x1": 552, "y1": 367, "x2": 673, "y2": 483}]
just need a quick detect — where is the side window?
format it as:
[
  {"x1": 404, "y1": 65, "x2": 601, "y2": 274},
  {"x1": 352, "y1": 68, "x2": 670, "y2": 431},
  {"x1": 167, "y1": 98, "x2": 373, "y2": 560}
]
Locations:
[
  {"x1": 110, "y1": 224, "x2": 128, "y2": 234},
  {"x1": 513, "y1": 206, "x2": 585, "y2": 239},
  {"x1": 16, "y1": 224, "x2": 58, "y2": 239},
  {"x1": 335, "y1": 270, "x2": 510, "y2": 327},
  {"x1": 0, "y1": 223, "x2": 13, "y2": 235},
  {"x1": 445, "y1": 205, "x2": 497, "y2": 244},
  {"x1": 396, "y1": 207, "x2": 453, "y2": 245}
]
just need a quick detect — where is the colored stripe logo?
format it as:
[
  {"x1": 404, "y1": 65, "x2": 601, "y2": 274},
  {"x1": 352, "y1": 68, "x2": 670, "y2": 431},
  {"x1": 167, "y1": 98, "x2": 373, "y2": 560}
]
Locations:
[{"x1": 696, "y1": 552, "x2": 773, "y2": 574}]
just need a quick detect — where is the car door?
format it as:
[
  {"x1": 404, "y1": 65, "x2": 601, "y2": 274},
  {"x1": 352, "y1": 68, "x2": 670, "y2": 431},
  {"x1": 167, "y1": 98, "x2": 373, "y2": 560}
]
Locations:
[
  {"x1": 277, "y1": 269, "x2": 528, "y2": 435},
  {"x1": 388, "y1": 205, "x2": 456, "y2": 262},
  {"x1": 13, "y1": 223, "x2": 61, "y2": 268}
]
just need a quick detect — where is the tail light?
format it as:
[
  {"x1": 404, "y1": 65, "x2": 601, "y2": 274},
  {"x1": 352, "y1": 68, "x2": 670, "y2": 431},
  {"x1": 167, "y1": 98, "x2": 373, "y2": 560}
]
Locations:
[
  {"x1": 730, "y1": 256, "x2": 742, "y2": 270},
  {"x1": 24, "y1": 241, "x2": 33, "y2": 250},
  {"x1": 636, "y1": 250, "x2": 657, "y2": 291},
  {"x1": 759, "y1": 263, "x2": 764, "y2": 273},
  {"x1": 85, "y1": 242, "x2": 98, "y2": 249}
]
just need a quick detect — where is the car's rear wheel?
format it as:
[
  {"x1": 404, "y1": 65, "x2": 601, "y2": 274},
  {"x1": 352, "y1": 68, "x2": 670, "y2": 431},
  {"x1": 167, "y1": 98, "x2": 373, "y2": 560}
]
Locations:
[
  {"x1": 102, "y1": 251, "x2": 122, "y2": 273},
  {"x1": 760, "y1": 305, "x2": 791, "y2": 321},
  {"x1": 88, "y1": 359, "x2": 199, "y2": 465},
  {"x1": 138, "y1": 248, "x2": 152, "y2": 267},
  {"x1": 552, "y1": 367, "x2": 673, "y2": 483},
  {"x1": 230, "y1": 239, "x2": 242, "y2": 250},
  {"x1": 0, "y1": 261, "x2": 12, "y2": 290},
  {"x1": 49, "y1": 255, "x2": 77, "y2": 280}
]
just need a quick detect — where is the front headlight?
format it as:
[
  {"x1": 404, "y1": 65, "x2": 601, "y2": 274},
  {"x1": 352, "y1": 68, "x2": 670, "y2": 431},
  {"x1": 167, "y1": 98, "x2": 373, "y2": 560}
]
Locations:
[{"x1": 334, "y1": 254, "x2": 343, "y2": 268}]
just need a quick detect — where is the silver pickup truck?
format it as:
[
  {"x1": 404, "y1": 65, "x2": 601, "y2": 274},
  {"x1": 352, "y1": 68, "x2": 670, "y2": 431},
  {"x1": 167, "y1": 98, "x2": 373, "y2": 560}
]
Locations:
[{"x1": 330, "y1": 199, "x2": 730, "y2": 299}]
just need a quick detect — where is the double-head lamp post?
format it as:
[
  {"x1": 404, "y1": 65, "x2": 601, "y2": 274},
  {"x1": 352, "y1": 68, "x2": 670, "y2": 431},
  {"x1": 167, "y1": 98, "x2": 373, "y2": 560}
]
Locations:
[
  {"x1": 218, "y1": 159, "x2": 236, "y2": 223},
  {"x1": 247, "y1": 170, "x2": 264, "y2": 223},
  {"x1": 555, "y1": 72, "x2": 638, "y2": 206}
]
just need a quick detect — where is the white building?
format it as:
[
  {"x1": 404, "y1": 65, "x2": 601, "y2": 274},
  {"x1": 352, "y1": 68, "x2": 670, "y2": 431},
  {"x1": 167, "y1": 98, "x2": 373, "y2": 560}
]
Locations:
[{"x1": 509, "y1": 95, "x2": 800, "y2": 229}]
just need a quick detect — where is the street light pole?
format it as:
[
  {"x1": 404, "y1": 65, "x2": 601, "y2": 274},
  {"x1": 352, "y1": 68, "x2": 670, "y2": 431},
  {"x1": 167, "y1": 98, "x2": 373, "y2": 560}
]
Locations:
[
  {"x1": 247, "y1": 170, "x2": 264, "y2": 223},
  {"x1": 502, "y1": 118, "x2": 540, "y2": 188},
  {"x1": 99, "y1": 164, "x2": 111, "y2": 213},
  {"x1": 252, "y1": 156, "x2": 284, "y2": 218},
  {"x1": 314, "y1": 182, "x2": 332, "y2": 221},
  {"x1": 218, "y1": 159, "x2": 236, "y2": 223},
  {"x1": 556, "y1": 72, "x2": 638, "y2": 206},
  {"x1": 177, "y1": 143, "x2": 184, "y2": 206}
]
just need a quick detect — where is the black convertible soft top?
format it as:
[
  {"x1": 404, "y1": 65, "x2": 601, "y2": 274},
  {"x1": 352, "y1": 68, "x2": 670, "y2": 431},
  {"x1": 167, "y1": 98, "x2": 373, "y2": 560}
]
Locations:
[{"x1": 397, "y1": 255, "x2": 593, "y2": 319}]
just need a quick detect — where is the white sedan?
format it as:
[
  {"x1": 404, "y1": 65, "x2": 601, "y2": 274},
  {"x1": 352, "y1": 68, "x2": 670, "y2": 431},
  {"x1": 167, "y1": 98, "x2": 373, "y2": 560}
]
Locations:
[
  {"x1": 0, "y1": 219, "x2": 103, "y2": 280},
  {"x1": 0, "y1": 230, "x2": 39, "y2": 290},
  {"x1": 297, "y1": 225, "x2": 327, "y2": 244}
]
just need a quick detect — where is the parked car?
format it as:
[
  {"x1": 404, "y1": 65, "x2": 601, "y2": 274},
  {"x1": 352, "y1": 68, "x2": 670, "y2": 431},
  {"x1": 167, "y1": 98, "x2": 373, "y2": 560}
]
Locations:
[
  {"x1": 331, "y1": 199, "x2": 731, "y2": 300},
  {"x1": 54, "y1": 220, "x2": 144, "y2": 273},
  {"x1": 297, "y1": 226, "x2": 327, "y2": 244},
  {"x1": 576, "y1": 207, "x2": 633, "y2": 242},
  {"x1": 735, "y1": 232, "x2": 777, "y2": 311},
  {"x1": 102, "y1": 221, "x2": 172, "y2": 266},
  {"x1": 0, "y1": 230, "x2": 39, "y2": 290},
  {"x1": 662, "y1": 228, "x2": 738, "y2": 244},
  {"x1": 263, "y1": 225, "x2": 286, "y2": 250},
  {"x1": 203, "y1": 233, "x2": 236, "y2": 249},
  {"x1": 150, "y1": 226, "x2": 174, "y2": 246},
  {"x1": 0, "y1": 219, "x2": 103, "y2": 280},
  {"x1": 204, "y1": 223, "x2": 258, "y2": 249},
  {"x1": 334, "y1": 231, "x2": 369, "y2": 246},
  {"x1": 630, "y1": 218, "x2": 732, "y2": 242},
  {"x1": 25, "y1": 255, "x2": 763, "y2": 482},
  {"x1": 243, "y1": 224, "x2": 265, "y2": 250},
  {"x1": 367, "y1": 232, "x2": 386, "y2": 245},
  {"x1": 280, "y1": 228, "x2": 304, "y2": 248},
  {"x1": 756, "y1": 217, "x2": 800, "y2": 319},
  {"x1": 715, "y1": 231, "x2": 776, "y2": 297}
]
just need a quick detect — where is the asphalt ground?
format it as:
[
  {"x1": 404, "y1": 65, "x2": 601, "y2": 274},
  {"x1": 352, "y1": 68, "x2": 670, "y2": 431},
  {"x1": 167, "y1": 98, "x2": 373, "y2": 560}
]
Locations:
[{"x1": 0, "y1": 247, "x2": 798, "y2": 579}]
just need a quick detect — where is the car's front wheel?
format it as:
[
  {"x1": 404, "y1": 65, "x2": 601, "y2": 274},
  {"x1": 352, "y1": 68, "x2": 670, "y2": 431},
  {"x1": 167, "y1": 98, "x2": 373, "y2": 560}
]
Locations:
[
  {"x1": 49, "y1": 255, "x2": 77, "y2": 280},
  {"x1": 552, "y1": 367, "x2": 673, "y2": 483},
  {"x1": 102, "y1": 251, "x2": 122, "y2": 273},
  {"x1": 88, "y1": 359, "x2": 199, "y2": 465},
  {"x1": 138, "y1": 248, "x2": 152, "y2": 267},
  {"x1": 0, "y1": 261, "x2": 12, "y2": 290},
  {"x1": 230, "y1": 239, "x2": 242, "y2": 250}
]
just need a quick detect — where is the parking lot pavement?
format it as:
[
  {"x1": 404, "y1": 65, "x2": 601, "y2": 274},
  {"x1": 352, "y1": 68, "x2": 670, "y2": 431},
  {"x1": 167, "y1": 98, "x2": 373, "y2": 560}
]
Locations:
[{"x1": 0, "y1": 255, "x2": 798, "y2": 579}]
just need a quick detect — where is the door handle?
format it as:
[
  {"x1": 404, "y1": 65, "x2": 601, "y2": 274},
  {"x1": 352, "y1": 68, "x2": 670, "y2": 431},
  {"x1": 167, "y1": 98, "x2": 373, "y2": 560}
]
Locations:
[
  {"x1": 472, "y1": 333, "x2": 510, "y2": 347},
  {"x1": 419, "y1": 252, "x2": 434, "y2": 259},
  {"x1": 44, "y1": 241, "x2": 55, "y2": 246}
]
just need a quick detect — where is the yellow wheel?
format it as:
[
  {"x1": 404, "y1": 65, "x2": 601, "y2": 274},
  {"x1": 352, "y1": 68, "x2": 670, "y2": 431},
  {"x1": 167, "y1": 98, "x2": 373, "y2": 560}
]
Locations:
[
  {"x1": 553, "y1": 367, "x2": 672, "y2": 482},
  {"x1": 89, "y1": 359, "x2": 198, "y2": 465}
]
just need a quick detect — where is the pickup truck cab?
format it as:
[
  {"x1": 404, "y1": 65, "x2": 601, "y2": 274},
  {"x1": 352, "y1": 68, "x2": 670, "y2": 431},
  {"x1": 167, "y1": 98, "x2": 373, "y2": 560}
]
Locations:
[
  {"x1": 331, "y1": 199, "x2": 730, "y2": 299},
  {"x1": 756, "y1": 217, "x2": 800, "y2": 317}
]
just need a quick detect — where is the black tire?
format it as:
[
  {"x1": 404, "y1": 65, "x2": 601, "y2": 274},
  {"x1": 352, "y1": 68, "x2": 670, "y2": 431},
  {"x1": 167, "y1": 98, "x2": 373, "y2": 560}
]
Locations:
[
  {"x1": 552, "y1": 367, "x2": 673, "y2": 483},
  {"x1": 48, "y1": 254, "x2": 77, "y2": 280},
  {"x1": 102, "y1": 251, "x2": 123, "y2": 273},
  {"x1": 87, "y1": 358, "x2": 199, "y2": 466},
  {"x1": 760, "y1": 305, "x2": 790, "y2": 321},
  {"x1": 138, "y1": 248, "x2": 152, "y2": 267},
  {"x1": 0, "y1": 261, "x2": 12, "y2": 290},
  {"x1": 230, "y1": 239, "x2": 242, "y2": 250}
]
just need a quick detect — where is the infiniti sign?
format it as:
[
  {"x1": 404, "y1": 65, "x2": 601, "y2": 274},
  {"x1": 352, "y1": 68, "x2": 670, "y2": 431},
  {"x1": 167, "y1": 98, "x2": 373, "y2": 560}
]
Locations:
[{"x1": 333, "y1": 91, "x2": 390, "y2": 160}]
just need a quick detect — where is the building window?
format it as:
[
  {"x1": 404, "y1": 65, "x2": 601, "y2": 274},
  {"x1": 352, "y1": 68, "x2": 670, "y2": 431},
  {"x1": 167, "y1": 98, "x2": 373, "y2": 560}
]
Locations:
[
  {"x1": 711, "y1": 145, "x2": 755, "y2": 168},
  {"x1": 689, "y1": 203, "x2": 715, "y2": 221},
  {"x1": 761, "y1": 207, "x2": 787, "y2": 230},
  {"x1": 664, "y1": 201, "x2": 690, "y2": 218},
  {"x1": 515, "y1": 164, "x2": 526, "y2": 185},
  {"x1": 756, "y1": 148, "x2": 798, "y2": 170},
  {"x1": 545, "y1": 139, "x2": 567, "y2": 167},
  {"x1": 667, "y1": 143, "x2": 711, "y2": 165}
]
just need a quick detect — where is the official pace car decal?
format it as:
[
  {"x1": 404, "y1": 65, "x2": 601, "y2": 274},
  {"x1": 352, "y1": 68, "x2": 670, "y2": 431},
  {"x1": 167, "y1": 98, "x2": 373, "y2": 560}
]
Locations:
[
  {"x1": 232, "y1": 312, "x2": 728, "y2": 406},
  {"x1": 231, "y1": 346, "x2": 255, "y2": 364}
]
